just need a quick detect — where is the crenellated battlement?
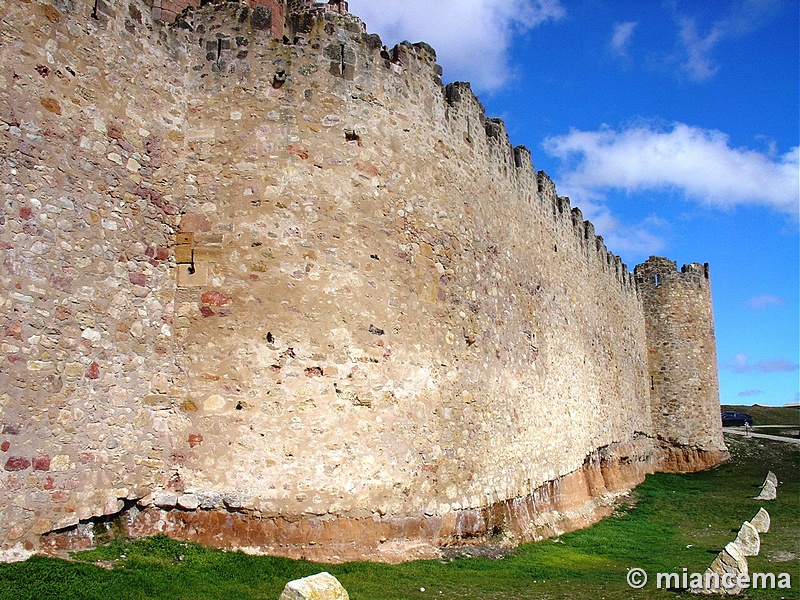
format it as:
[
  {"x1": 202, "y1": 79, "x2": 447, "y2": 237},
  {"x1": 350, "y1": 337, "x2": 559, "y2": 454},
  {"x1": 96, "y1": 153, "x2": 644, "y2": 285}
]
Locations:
[
  {"x1": 634, "y1": 256, "x2": 711, "y2": 290},
  {"x1": 287, "y1": 0, "x2": 348, "y2": 15}
]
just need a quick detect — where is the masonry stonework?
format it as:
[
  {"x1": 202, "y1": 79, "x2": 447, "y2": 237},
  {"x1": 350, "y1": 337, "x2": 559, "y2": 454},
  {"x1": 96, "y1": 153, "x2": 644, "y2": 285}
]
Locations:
[
  {"x1": 0, "y1": 0, "x2": 727, "y2": 562},
  {"x1": 634, "y1": 258, "x2": 728, "y2": 472}
]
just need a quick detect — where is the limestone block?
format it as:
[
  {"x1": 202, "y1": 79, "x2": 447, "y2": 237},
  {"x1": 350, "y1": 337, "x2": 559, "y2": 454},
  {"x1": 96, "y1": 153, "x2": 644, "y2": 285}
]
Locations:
[
  {"x1": 177, "y1": 494, "x2": 200, "y2": 510},
  {"x1": 721, "y1": 542, "x2": 749, "y2": 575},
  {"x1": 103, "y1": 497, "x2": 124, "y2": 516},
  {"x1": 692, "y1": 543, "x2": 748, "y2": 595},
  {"x1": 176, "y1": 263, "x2": 208, "y2": 287},
  {"x1": 278, "y1": 572, "x2": 349, "y2": 600},
  {"x1": 750, "y1": 508, "x2": 770, "y2": 533},
  {"x1": 192, "y1": 246, "x2": 225, "y2": 261},
  {"x1": 175, "y1": 244, "x2": 194, "y2": 264},
  {"x1": 765, "y1": 471, "x2": 778, "y2": 488},
  {"x1": 731, "y1": 521, "x2": 760, "y2": 556},
  {"x1": 154, "y1": 492, "x2": 178, "y2": 509},
  {"x1": 753, "y1": 480, "x2": 776, "y2": 501}
]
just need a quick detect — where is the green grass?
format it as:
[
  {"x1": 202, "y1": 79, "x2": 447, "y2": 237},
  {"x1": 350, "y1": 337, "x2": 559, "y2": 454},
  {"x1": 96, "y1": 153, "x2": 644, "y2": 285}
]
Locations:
[
  {"x1": 722, "y1": 405, "x2": 800, "y2": 427},
  {"x1": 1, "y1": 435, "x2": 797, "y2": 600}
]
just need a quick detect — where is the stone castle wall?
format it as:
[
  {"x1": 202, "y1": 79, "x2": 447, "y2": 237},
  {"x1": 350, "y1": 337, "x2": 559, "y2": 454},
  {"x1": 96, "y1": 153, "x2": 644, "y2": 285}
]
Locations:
[
  {"x1": 0, "y1": 0, "x2": 187, "y2": 550},
  {"x1": 0, "y1": 0, "x2": 726, "y2": 561}
]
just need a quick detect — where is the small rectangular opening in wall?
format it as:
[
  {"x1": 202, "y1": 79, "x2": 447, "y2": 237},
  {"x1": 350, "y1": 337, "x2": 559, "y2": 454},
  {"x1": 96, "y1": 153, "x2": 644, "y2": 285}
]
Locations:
[
  {"x1": 650, "y1": 375, "x2": 655, "y2": 390},
  {"x1": 654, "y1": 274, "x2": 660, "y2": 287}
]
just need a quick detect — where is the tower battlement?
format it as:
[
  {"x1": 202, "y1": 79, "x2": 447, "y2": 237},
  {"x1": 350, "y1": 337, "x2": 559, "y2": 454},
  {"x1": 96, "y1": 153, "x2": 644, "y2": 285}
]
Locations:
[{"x1": 287, "y1": 0, "x2": 348, "y2": 15}]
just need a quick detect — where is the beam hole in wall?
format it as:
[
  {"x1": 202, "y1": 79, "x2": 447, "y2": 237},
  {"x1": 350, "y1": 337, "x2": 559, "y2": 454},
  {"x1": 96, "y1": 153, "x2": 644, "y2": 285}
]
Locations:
[{"x1": 344, "y1": 129, "x2": 361, "y2": 145}]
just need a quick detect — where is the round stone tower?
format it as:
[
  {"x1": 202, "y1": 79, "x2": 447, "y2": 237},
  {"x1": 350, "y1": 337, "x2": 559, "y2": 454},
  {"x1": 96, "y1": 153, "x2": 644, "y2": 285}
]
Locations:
[{"x1": 634, "y1": 257, "x2": 729, "y2": 472}]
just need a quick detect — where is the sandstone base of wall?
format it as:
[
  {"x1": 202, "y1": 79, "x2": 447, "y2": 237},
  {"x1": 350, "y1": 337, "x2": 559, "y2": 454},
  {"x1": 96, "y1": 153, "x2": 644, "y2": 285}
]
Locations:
[
  {"x1": 656, "y1": 446, "x2": 730, "y2": 474},
  {"x1": 37, "y1": 440, "x2": 654, "y2": 563}
]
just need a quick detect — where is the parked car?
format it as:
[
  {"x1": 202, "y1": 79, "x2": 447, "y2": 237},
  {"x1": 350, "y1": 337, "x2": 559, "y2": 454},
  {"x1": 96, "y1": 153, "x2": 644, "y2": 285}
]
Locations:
[{"x1": 721, "y1": 411, "x2": 754, "y2": 427}]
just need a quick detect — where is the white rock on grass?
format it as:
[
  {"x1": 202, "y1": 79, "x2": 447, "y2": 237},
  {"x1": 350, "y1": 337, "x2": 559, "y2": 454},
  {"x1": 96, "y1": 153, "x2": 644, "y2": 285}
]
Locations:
[
  {"x1": 750, "y1": 508, "x2": 770, "y2": 534},
  {"x1": 279, "y1": 572, "x2": 349, "y2": 600},
  {"x1": 731, "y1": 521, "x2": 760, "y2": 557},
  {"x1": 765, "y1": 471, "x2": 778, "y2": 488},
  {"x1": 754, "y1": 480, "x2": 776, "y2": 501}
]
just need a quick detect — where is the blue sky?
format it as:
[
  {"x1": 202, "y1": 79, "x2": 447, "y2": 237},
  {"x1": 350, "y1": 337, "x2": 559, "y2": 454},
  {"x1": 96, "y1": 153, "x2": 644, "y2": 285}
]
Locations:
[{"x1": 348, "y1": 0, "x2": 799, "y2": 407}]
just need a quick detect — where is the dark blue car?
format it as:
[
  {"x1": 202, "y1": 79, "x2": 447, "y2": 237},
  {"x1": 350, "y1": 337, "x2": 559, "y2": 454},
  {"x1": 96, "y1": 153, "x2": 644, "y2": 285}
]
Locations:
[{"x1": 721, "y1": 411, "x2": 753, "y2": 427}]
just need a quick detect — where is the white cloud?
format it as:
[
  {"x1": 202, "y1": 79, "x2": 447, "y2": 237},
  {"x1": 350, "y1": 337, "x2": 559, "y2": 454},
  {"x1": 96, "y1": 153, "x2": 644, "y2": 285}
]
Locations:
[
  {"x1": 542, "y1": 122, "x2": 800, "y2": 216},
  {"x1": 573, "y1": 199, "x2": 667, "y2": 258},
  {"x1": 610, "y1": 21, "x2": 637, "y2": 58},
  {"x1": 738, "y1": 389, "x2": 765, "y2": 397},
  {"x1": 747, "y1": 295, "x2": 785, "y2": 309},
  {"x1": 346, "y1": 0, "x2": 565, "y2": 92},
  {"x1": 674, "y1": 0, "x2": 783, "y2": 81},
  {"x1": 677, "y1": 17, "x2": 722, "y2": 81},
  {"x1": 725, "y1": 353, "x2": 799, "y2": 374}
]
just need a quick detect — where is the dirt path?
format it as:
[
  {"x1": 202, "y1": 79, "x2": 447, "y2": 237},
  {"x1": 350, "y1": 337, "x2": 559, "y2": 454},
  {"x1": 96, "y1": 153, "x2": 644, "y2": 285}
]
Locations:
[{"x1": 724, "y1": 427, "x2": 800, "y2": 445}]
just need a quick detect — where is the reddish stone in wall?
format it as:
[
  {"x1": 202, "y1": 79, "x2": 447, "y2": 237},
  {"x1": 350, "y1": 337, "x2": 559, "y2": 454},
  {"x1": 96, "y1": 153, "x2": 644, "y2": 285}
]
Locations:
[
  {"x1": 32, "y1": 455, "x2": 51, "y2": 471},
  {"x1": 51, "y1": 490, "x2": 70, "y2": 503},
  {"x1": 129, "y1": 272, "x2": 147, "y2": 287},
  {"x1": 201, "y1": 291, "x2": 230, "y2": 306},
  {"x1": 178, "y1": 213, "x2": 211, "y2": 233},
  {"x1": 78, "y1": 452, "x2": 96, "y2": 464},
  {"x1": 1, "y1": 441, "x2": 9, "y2": 452},
  {"x1": 188, "y1": 434, "x2": 204, "y2": 448},
  {"x1": 3, "y1": 322, "x2": 21, "y2": 340},
  {"x1": 4, "y1": 457, "x2": 31, "y2": 471},
  {"x1": 85, "y1": 362, "x2": 100, "y2": 380}
]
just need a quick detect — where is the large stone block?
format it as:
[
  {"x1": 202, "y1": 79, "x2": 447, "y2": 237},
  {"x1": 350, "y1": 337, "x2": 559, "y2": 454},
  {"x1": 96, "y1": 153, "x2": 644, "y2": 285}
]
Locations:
[
  {"x1": 731, "y1": 521, "x2": 759, "y2": 557},
  {"x1": 278, "y1": 572, "x2": 349, "y2": 600},
  {"x1": 750, "y1": 508, "x2": 770, "y2": 534},
  {"x1": 753, "y1": 480, "x2": 776, "y2": 501}
]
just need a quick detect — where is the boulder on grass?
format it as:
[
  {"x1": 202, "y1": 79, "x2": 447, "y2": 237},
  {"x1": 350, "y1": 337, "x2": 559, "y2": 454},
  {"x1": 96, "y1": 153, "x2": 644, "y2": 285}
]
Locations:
[
  {"x1": 279, "y1": 572, "x2": 349, "y2": 600},
  {"x1": 754, "y1": 480, "x2": 776, "y2": 501},
  {"x1": 750, "y1": 508, "x2": 770, "y2": 534},
  {"x1": 765, "y1": 471, "x2": 778, "y2": 488},
  {"x1": 731, "y1": 521, "x2": 760, "y2": 557}
]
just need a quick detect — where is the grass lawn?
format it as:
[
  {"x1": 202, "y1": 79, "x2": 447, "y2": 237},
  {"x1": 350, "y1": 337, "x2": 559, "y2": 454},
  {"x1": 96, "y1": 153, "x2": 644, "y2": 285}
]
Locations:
[
  {"x1": 1, "y1": 434, "x2": 797, "y2": 600},
  {"x1": 722, "y1": 405, "x2": 800, "y2": 427}
]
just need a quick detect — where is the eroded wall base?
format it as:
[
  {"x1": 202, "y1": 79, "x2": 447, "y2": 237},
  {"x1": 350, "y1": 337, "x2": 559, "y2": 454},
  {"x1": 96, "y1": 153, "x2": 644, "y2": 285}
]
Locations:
[
  {"x1": 656, "y1": 446, "x2": 730, "y2": 474},
  {"x1": 38, "y1": 440, "x2": 661, "y2": 563}
]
